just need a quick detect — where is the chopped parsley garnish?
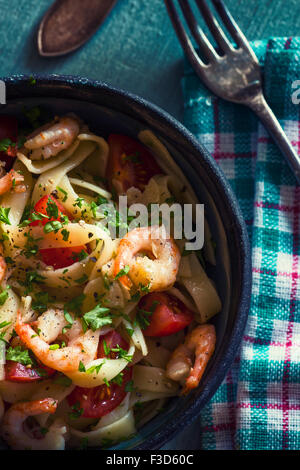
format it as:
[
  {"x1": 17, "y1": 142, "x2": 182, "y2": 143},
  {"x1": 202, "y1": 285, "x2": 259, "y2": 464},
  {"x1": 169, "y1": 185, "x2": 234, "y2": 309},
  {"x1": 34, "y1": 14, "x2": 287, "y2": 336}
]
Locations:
[
  {"x1": 86, "y1": 363, "x2": 104, "y2": 375},
  {"x1": 90, "y1": 201, "x2": 98, "y2": 218},
  {"x1": 114, "y1": 265, "x2": 130, "y2": 280},
  {"x1": 126, "y1": 327, "x2": 134, "y2": 337},
  {"x1": 135, "y1": 300, "x2": 160, "y2": 330},
  {"x1": 110, "y1": 345, "x2": 133, "y2": 362},
  {"x1": 49, "y1": 344, "x2": 60, "y2": 350},
  {"x1": 78, "y1": 361, "x2": 86, "y2": 372},
  {"x1": 64, "y1": 293, "x2": 86, "y2": 316},
  {"x1": 32, "y1": 292, "x2": 51, "y2": 313},
  {"x1": 0, "y1": 286, "x2": 9, "y2": 306},
  {"x1": 61, "y1": 229, "x2": 70, "y2": 241},
  {"x1": 0, "y1": 138, "x2": 13, "y2": 152},
  {"x1": 62, "y1": 310, "x2": 74, "y2": 335},
  {"x1": 21, "y1": 232, "x2": 42, "y2": 259},
  {"x1": 20, "y1": 271, "x2": 46, "y2": 294},
  {"x1": 0, "y1": 207, "x2": 11, "y2": 225},
  {"x1": 111, "y1": 372, "x2": 124, "y2": 386},
  {"x1": 103, "y1": 377, "x2": 110, "y2": 388},
  {"x1": 75, "y1": 274, "x2": 88, "y2": 285},
  {"x1": 43, "y1": 220, "x2": 63, "y2": 234},
  {"x1": 56, "y1": 186, "x2": 68, "y2": 202},
  {"x1": 73, "y1": 197, "x2": 85, "y2": 209},
  {"x1": 72, "y1": 249, "x2": 88, "y2": 262},
  {"x1": 28, "y1": 76, "x2": 36, "y2": 85},
  {"x1": 46, "y1": 199, "x2": 59, "y2": 219},
  {"x1": 69, "y1": 401, "x2": 83, "y2": 419},
  {"x1": 6, "y1": 346, "x2": 33, "y2": 366},
  {"x1": 103, "y1": 273, "x2": 111, "y2": 290},
  {"x1": 83, "y1": 304, "x2": 112, "y2": 331},
  {"x1": 103, "y1": 340, "x2": 110, "y2": 357},
  {"x1": 131, "y1": 292, "x2": 141, "y2": 302}
]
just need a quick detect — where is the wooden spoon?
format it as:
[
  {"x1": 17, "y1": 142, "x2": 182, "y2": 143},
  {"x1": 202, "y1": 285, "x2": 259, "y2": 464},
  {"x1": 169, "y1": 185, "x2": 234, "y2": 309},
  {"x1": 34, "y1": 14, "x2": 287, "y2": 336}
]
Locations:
[{"x1": 37, "y1": 0, "x2": 118, "y2": 57}]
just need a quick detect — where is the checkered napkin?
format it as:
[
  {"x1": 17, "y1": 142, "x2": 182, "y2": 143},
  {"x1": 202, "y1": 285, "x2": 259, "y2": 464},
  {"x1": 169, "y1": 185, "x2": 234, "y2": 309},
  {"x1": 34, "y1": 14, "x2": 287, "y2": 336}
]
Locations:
[{"x1": 182, "y1": 37, "x2": 300, "y2": 450}]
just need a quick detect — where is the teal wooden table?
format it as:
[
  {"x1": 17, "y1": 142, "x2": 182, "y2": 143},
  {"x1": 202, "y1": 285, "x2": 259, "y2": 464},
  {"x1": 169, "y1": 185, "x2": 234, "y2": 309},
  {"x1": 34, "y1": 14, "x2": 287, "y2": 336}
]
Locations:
[{"x1": 0, "y1": 0, "x2": 300, "y2": 450}]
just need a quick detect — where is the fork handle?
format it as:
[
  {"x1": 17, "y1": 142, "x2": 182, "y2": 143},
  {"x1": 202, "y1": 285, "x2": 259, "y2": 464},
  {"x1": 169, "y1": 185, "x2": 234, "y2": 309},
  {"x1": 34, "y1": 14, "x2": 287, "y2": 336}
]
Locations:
[{"x1": 248, "y1": 93, "x2": 300, "y2": 184}]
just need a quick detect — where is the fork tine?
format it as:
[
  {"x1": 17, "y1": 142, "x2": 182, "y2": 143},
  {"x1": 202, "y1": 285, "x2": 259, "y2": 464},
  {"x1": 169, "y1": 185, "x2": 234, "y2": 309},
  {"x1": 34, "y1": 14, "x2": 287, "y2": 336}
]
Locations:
[
  {"x1": 178, "y1": 0, "x2": 219, "y2": 63},
  {"x1": 195, "y1": 0, "x2": 233, "y2": 53},
  {"x1": 211, "y1": 0, "x2": 259, "y2": 58},
  {"x1": 164, "y1": 0, "x2": 207, "y2": 70}
]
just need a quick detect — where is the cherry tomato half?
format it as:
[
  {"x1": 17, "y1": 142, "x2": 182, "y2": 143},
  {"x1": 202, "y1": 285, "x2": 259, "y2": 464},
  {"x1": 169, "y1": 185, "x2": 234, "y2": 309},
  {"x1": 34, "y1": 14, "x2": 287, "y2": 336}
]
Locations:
[
  {"x1": 67, "y1": 331, "x2": 132, "y2": 419},
  {"x1": 39, "y1": 246, "x2": 88, "y2": 270},
  {"x1": 138, "y1": 292, "x2": 194, "y2": 337},
  {"x1": 0, "y1": 115, "x2": 18, "y2": 170},
  {"x1": 66, "y1": 367, "x2": 132, "y2": 419},
  {"x1": 5, "y1": 360, "x2": 55, "y2": 383},
  {"x1": 106, "y1": 134, "x2": 162, "y2": 194},
  {"x1": 29, "y1": 194, "x2": 70, "y2": 227},
  {"x1": 98, "y1": 330, "x2": 129, "y2": 359},
  {"x1": 30, "y1": 195, "x2": 88, "y2": 270}
]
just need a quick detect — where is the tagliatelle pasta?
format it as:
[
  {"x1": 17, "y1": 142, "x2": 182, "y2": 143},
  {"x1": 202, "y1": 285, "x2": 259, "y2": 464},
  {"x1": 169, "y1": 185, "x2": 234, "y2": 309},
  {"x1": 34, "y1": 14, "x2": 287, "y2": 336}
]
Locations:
[{"x1": 0, "y1": 112, "x2": 222, "y2": 450}]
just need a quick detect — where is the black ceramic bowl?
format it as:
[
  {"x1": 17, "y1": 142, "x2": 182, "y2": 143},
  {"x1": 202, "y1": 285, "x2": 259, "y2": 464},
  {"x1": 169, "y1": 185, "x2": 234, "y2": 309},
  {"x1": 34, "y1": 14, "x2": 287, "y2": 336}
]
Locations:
[{"x1": 0, "y1": 74, "x2": 251, "y2": 450}]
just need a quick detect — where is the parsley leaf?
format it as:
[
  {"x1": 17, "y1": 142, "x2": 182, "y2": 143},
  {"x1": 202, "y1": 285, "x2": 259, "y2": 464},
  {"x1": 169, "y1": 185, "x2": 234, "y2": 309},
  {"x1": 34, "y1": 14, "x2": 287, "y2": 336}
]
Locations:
[
  {"x1": 20, "y1": 271, "x2": 46, "y2": 294},
  {"x1": 64, "y1": 294, "x2": 86, "y2": 316},
  {"x1": 135, "y1": 300, "x2": 160, "y2": 330},
  {"x1": 0, "y1": 138, "x2": 13, "y2": 152},
  {"x1": 62, "y1": 310, "x2": 74, "y2": 335},
  {"x1": 31, "y1": 292, "x2": 51, "y2": 314},
  {"x1": 61, "y1": 229, "x2": 70, "y2": 241},
  {"x1": 72, "y1": 249, "x2": 88, "y2": 262},
  {"x1": 75, "y1": 274, "x2": 88, "y2": 284},
  {"x1": 114, "y1": 265, "x2": 130, "y2": 280},
  {"x1": 56, "y1": 187, "x2": 68, "y2": 202},
  {"x1": 110, "y1": 345, "x2": 133, "y2": 362},
  {"x1": 43, "y1": 220, "x2": 63, "y2": 234},
  {"x1": 69, "y1": 401, "x2": 83, "y2": 419},
  {"x1": 73, "y1": 197, "x2": 85, "y2": 209},
  {"x1": 0, "y1": 286, "x2": 9, "y2": 306},
  {"x1": 83, "y1": 304, "x2": 112, "y2": 331},
  {"x1": 6, "y1": 346, "x2": 33, "y2": 366},
  {"x1": 0, "y1": 207, "x2": 11, "y2": 225},
  {"x1": 86, "y1": 363, "x2": 104, "y2": 375},
  {"x1": 46, "y1": 199, "x2": 59, "y2": 219}
]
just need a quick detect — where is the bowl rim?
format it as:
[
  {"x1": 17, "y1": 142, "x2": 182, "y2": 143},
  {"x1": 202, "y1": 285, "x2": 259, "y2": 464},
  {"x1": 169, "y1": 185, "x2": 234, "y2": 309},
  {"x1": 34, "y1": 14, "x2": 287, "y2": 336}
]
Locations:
[{"x1": 0, "y1": 73, "x2": 252, "y2": 449}]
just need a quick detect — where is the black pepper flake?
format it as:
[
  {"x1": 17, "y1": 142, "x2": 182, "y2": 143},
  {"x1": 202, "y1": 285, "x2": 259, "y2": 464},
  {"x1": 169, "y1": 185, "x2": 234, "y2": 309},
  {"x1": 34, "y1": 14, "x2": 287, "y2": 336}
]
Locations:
[{"x1": 88, "y1": 233, "x2": 93, "y2": 239}]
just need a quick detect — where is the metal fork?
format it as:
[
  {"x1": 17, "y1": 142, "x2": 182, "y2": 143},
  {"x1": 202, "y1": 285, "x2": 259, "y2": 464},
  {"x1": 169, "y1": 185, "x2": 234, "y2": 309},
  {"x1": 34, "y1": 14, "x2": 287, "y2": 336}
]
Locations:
[{"x1": 164, "y1": 0, "x2": 300, "y2": 184}]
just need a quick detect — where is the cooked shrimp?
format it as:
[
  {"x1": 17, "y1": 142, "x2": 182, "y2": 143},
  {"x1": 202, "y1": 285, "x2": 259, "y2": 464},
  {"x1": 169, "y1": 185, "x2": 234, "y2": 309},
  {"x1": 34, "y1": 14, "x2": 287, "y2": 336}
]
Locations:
[
  {"x1": 0, "y1": 244, "x2": 6, "y2": 284},
  {"x1": 0, "y1": 169, "x2": 25, "y2": 195},
  {"x1": 1, "y1": 398, "x2": 66, "y2": 450},
  {"x1": 24, "y1": 116, "x2": 80, "y2": 160},
  {"x1": 113, "y1": 225, "x2": 180, "y2": 292},
  {"x1": 166, "y1": 324, "x2": 216, "y2": 395},
  {"x1": 15, "y1": 311, "x2": 100, "y2": 373}
]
